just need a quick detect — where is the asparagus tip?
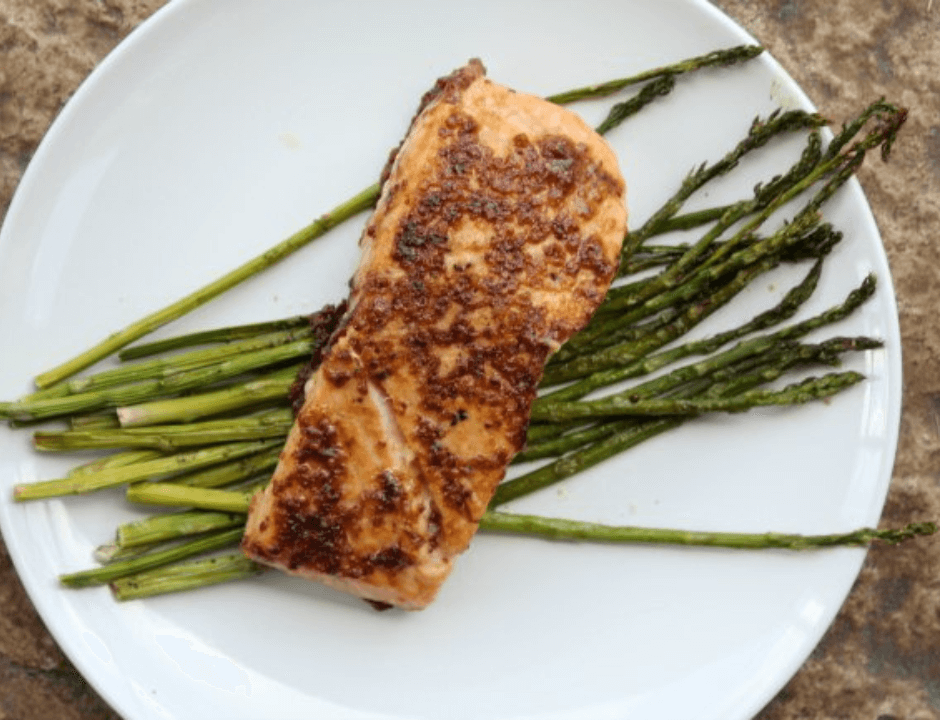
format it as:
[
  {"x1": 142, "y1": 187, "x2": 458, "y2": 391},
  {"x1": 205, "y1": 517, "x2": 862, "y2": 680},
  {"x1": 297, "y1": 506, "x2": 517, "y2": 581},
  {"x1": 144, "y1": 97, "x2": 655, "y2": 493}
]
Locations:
[{"x1": 876, "y1": 521, "x2": 937, "y2": 545}]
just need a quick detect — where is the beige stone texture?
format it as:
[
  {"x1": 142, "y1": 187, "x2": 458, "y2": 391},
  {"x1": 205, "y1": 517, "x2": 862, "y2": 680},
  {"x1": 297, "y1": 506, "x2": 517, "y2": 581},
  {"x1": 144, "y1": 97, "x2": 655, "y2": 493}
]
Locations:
[{"x1": 1, "y1": 1, "x2": 939, "y2": 718}]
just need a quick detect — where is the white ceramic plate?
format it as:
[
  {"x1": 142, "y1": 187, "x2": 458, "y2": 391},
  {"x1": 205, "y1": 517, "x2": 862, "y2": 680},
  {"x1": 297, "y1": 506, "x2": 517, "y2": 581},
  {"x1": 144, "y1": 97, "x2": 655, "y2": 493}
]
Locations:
[{"x1": 0, "y1": 1, "x2": 901, "y2": 719}]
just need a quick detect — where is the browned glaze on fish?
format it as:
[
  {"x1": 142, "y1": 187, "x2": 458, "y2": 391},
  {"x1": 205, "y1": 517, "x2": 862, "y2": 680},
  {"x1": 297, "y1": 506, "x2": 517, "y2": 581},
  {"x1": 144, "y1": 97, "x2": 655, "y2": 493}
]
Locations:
[{"x1": 241, "y1": 60, "x2": 628, "y2": 609}]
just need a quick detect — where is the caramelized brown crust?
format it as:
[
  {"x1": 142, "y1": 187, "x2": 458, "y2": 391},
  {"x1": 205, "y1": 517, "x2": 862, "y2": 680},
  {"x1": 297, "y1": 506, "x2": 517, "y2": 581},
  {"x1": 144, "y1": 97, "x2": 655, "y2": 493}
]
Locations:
[{"x1": 241, "y1": 60, "x2": 628, "y2": 609}]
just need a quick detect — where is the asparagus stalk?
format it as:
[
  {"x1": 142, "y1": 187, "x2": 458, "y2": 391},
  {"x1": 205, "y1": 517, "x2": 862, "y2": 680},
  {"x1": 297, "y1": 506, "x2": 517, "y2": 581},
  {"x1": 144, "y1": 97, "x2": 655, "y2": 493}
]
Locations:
[
  {"x1": 516, "y1": 370, "x2": 727, "y2": 465},
  {"x1": 65, "y1": 449, "x2": 165, "y2": 477},
  {"x1": 545, "y1": 44, "x2": 763, "y2": 104},
  {"x1": 479, "y1": 512, "x2": 937, "y2": 549},
  {"x1": 565, "y1": 223, "x2": 841, "y2": 365},
  {"x1": 554, "y1": 127, "x2": 824, "y2": 367},
  {"x1": 108, "y1": 516, "x2": 935, "y2": 602},
  {"x1": 604, "y1": 168, "x2": 825, "y2": 326},
  {"x1": 110, "y1": 553, "x2": 264, "y2": 601},
  {"x1": 647, "y1": 205, "x2": 736, "y2": 236},
  {"x1": 659, "y1": 100, "x2": 904, "y2": 285},
  {"x1": 12, "y1": 440, "x2": 281, "y2": 501},
  {"x1": 823, "y1": 98, "x2": 908, "y2": 162},
  {"x1": 118, "y1": 315, "x2": 310, "y2": 361},
  {"x1": 497, "y1": 419, "x2": 682, "y2": 506},
  {"x1": 531, "y1": 371, "x2": 864, "y2": 423},
  {"x1": 125, "y1": 482, "x2": 260, "y2": 514},
  {"x1": 95, "y1": 539, "x2": 177, "y2": 565},
  {"x1": 101, "y1": 512, "x2": 933, "y2": 602},
  {"x1": 172, "y1": 446, "x2": 282, "y2": 489},
  {"x1": 33, "y1": 409, "x2": 294, "y2": 452},
  {"x1": 6, "y1": 343, "x2": 311, "y2": 423},
  {"x1": 594, "y1": 75, "x2": 675, "y2": 135},
  {"x1": 117, "y1": 509, "x2": 247, "y2": 549},
  {"x1": 65, "y1": 327, "x2": 314, "y2": 394},
  {"x1": 514, "y1": 421, "x2": 630, "y2": 464},
  {"x1": 59, "y1": 527, "x2": 245, "y2": 588},
  {"x1": 119, "y1": 444, "x2": 937, "y2": 556},
  {"x1": 116, "y1": 366, "x2": 298, "y2": 427},
  {"x1": 547, "y1": 220, "x2": 824, "y2": 384},
  {"x1": 611, "y1": 127, "x2": 825, "y2": 314}
]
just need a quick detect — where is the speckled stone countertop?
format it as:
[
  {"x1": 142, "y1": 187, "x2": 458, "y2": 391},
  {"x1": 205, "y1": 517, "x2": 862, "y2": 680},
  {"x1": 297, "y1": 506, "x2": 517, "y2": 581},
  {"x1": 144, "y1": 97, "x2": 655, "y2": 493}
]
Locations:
[{"x1": 1, "y1": 1, "x2": 938, "y2": 718}]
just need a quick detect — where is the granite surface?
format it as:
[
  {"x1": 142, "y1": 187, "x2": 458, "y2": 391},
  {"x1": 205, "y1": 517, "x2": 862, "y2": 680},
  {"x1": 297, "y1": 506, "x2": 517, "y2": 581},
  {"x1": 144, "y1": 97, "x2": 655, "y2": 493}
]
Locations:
[{"x1": 1, "y1": 1, "x2": 939, "y2": 718}]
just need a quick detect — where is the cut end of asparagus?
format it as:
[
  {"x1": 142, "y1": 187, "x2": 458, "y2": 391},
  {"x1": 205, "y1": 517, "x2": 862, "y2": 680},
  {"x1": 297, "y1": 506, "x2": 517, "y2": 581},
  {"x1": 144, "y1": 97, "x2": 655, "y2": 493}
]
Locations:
[
  {"x1": 115, "y1": 406, "x2": 146, "y2": 427},
  {"x1": 93, "y1": 543, "x2": 122, "y2": 564},
  {"x1": 13, "y1": 481, "x2": 72, "y2": 502}
]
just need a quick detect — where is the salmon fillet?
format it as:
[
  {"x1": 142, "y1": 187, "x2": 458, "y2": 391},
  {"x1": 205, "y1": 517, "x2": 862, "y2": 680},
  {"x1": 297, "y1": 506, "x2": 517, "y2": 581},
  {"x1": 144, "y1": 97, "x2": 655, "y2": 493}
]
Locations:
[{"x1": 241, "y1": 60, "x2": 628, "y2": 610}]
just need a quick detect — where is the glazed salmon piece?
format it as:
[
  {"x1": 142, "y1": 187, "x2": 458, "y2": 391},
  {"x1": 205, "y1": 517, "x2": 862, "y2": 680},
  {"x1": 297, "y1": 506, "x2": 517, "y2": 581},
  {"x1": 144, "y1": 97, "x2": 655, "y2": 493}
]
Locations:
[{"x1": 241, "y1": 60, "x2": 628, "y2": 609}]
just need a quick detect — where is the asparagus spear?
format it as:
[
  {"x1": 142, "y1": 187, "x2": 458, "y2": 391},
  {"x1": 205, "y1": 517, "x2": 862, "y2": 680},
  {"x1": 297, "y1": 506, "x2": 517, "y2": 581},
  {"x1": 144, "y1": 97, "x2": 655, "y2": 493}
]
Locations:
[
  {"x1": 594, "y1": 75, "x2": 675, "y2": 135},
  {"x1": 59, "y1": 527, "x2": 245, "y2": 588},
  {"x1": 104, "y1": 413, "x2": 930, "y2": 596},
  {"x1": 563, "y1": 224, "x2": 840, "y2": 364},
  {"x1": 6, "y1": 343, "x2": 311, "y2": 423},
  {"x1": 531, "y1": 372, "x2": 865, "y2": 423},
  {"x1": 33, "y1": 409, "x2": 294, "y2": 452},
  {"x1": 546, "y1": 253, "x2": 785, "y2": 375},
  {"x1": 110, "y1": 554, "x2": 264, "y2": 601},
  {"x1": 647, "y1": 205, "x2": 735, "y2": 236},
  {"x1": 500, "y1": 336, "x2": 879, "y2": 505},
  {"x1": 119, "y1": 315, "x2": 311, "y2": 361},
  {"x1": 103, "y1": 516, "x2": 934, "y2": 601},
  {"x1": 116, "y1": 366, "x2": 299, "y2": 427},
  {"x1": 479, "y1": 512, "x2": 937, "y2": 549},
  {"x1": 65, "y1": 449, "x2": 165, "y2": 477},
  {"x1": 171, "y1": 447, "x2": 281, "y2": 489},
  {"x1": 64, "y1": 327, "x2": 314, "y2": 394},
  {"x1": 12, "y1": 440, "x2": 281, "y2": 501},
  {"x1": 125, "y1": 482, "x2": 261, "y2": 514},
  {"x1": 117, "y1": 509, "x2": 247, "y2": 549},
  {"x1": 545, "y1": 44, "x2": 763, "y2": 104},
  {"x1": 554, "y1": 128, "x2": 825, "y2": 365}
]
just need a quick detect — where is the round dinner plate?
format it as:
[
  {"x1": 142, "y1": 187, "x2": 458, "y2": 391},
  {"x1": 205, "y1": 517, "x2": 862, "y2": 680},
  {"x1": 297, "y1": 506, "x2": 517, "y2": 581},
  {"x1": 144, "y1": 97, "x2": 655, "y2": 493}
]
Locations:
[{"x1": 0, "y1": 1, "x2": 901, "y2": 719}]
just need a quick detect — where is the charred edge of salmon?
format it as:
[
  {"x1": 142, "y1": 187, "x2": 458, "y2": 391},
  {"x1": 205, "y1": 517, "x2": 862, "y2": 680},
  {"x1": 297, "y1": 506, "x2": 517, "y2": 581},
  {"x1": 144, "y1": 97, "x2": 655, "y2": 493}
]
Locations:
[
  {"x1": 287, "y1": 301, "x2": 348, "y2": 414},
  {"x1": 379, "y1": 59, "x2": 486, "y2": 187}
]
